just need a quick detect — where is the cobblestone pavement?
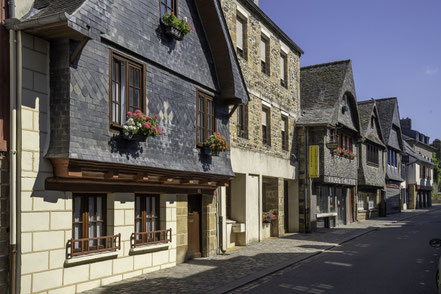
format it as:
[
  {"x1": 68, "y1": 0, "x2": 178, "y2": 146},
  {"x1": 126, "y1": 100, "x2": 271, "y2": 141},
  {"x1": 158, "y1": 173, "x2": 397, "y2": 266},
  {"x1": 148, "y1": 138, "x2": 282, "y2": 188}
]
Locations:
[{"x1": 86, "y1": 206, "x2": 440, "y2": 294}]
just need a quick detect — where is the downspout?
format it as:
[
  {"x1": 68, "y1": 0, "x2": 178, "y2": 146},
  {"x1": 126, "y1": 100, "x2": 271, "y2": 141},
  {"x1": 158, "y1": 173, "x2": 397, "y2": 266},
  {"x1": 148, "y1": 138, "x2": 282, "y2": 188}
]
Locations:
[
  {"x1": 16, "y1": 30, "x2": 22, "y2": 294},
  {"x1": 303, "y1": 126, "x2": 309, "y2": 233},
  {"x1": 8, "y1": 0, "x2": 17, "y2": 293}
]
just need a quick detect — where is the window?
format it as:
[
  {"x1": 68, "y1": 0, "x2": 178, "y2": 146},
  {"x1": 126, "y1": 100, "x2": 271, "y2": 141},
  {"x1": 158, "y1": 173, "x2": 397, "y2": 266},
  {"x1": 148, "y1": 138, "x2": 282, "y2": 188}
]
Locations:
[
  {"x1": 237, "y1": 104, "x2": 248, "y2": 139},
  {"x1": 196, "y1": 90, "x2": 215, "y2": 145},
  {"x1": 368, "y1": 196, "x2": 375, "y2": 210},
  {"x1": 367, "y1": 143, "x2": 379, "y2": 165},
  {"x1": 262, "y1": 106, "x2": 270, "y2": 145},
  {"x1": 330, "y1": 129, "x2": 336, "y2": 143},
  {"x1": 280, "y1": 53, "x2": 287, "y2": 88},
  {"x1": 358, "y1": 195, "x2": 365, "y2": 211},
  {"x1": 236, "y1": 15, "x2": 247, "y2": 59},
  {"x1": 110, "y1": 52, "x2": 144, "y2": 127},
  {"x1": 281, "y1": 115, "x2": 288, "y2": 151},
  {"x1": 349, "y1": 138, "x2": 353, "y2": 152},
  {"x1": 71, "y1": 194, "x2": 119, "y2": 257},
  {"x1": 260, "y1": 36, "x2": 270, "y2": 75},
  {"x1": 160, "y1": 0, "x2": 176, "y2": 17}
]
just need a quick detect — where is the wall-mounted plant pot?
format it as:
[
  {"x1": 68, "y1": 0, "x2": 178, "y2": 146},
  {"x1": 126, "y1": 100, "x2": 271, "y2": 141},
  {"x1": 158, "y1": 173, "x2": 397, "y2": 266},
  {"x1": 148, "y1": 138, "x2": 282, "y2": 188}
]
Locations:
[
  {"x1": 201, "y1": 146, "x2": 219, "y2": 156},
  {"x1": 122, "y1": 134, "x2": 147, "y2": 142},
  {"x1": 163, "y1": 25, "x2": 185, "y2": 41}
]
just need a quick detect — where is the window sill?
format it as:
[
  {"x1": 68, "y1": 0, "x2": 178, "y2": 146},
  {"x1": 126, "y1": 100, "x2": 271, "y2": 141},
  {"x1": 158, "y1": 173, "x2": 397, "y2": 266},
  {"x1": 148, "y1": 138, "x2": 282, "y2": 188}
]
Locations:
[
  {"x1": 64, "y1": 251, "x2": 119, "y2": 267},
  {"x1": 129, "y1": 243, "x2": 170, "y2": 255},
  {"x1": 316, "y1": 212, "x2": 337, "y2": 218}
]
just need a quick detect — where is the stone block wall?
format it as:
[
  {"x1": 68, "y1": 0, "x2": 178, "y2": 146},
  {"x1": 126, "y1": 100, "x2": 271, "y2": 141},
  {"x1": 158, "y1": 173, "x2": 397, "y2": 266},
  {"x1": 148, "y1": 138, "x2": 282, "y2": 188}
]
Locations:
[
  {"x1": 222, "y1": 0, "x2": 301, "y2": 159},
  {"x1": 0, "y1": 152, "x2": 9, "y2": 293},
  {"x1": 202, "y1": 194, "x2": 217, "y2": 257},
  {"x1": 176, "y1": 195, "x2": 188, "y2": 264}
]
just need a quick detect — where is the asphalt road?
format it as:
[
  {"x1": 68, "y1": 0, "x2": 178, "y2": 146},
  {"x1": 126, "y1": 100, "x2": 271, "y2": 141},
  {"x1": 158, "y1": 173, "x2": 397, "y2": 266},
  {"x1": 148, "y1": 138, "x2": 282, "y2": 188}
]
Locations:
[{"x1": 233, "y1": 209, "x2": 441, "y2": 294}]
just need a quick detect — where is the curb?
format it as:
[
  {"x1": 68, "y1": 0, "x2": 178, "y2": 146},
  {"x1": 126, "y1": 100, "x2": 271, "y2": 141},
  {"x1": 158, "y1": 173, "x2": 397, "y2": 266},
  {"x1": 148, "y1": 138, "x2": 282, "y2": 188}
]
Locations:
[{"x1": 209, "y1": 206, "x2": 441, "y2": 294}]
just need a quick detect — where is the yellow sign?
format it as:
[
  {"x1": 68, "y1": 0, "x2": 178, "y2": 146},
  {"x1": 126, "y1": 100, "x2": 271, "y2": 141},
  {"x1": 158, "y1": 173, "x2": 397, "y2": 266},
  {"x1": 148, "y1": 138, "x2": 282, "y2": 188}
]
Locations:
[{"x1": 309, "y1": 145, "x2": 319, "y2": 178}]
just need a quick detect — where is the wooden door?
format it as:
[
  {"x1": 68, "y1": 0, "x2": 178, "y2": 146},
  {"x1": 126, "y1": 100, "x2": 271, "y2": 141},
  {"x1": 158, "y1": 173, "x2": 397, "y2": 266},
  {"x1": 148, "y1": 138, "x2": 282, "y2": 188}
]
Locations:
[
  {"x1": 349, "y1": 189, "x2": 354, "y2": 223},
  {"x1": 187, "y1": 196, "x2": 202, "y2": 259}
]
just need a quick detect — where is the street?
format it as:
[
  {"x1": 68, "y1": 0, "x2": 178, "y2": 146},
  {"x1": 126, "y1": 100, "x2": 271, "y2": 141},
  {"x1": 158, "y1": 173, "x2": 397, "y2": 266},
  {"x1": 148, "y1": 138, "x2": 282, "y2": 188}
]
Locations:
[{"x1": 232, "y1": 209, "x2": 441, "y2": 294}]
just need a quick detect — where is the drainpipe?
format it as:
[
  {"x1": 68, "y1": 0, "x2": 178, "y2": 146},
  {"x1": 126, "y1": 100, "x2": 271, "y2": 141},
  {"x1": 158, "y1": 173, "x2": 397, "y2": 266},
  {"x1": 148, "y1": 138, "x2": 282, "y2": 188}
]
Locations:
[
  {"x1": 216, "y1": 188, "x2": 226, "y2": 255},
  {"x1": 303, "y1": 126, "x2": 309, "y2": 233}
]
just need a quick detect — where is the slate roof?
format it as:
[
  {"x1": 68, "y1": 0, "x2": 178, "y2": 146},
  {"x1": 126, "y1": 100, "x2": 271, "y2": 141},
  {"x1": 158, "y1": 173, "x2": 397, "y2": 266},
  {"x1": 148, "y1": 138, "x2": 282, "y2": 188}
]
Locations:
[
  {"x1": 23, "y1": 0, "x2": 86, "y2": 20},
  {"x1": 375, "y1": 97, "x2": 398, "y2": 146},
  {"x1": 403, "y1": 136, "x2": 434, "y2": 166},
  {"x1": 298, "y1": 60, "x2": 358, "y2": 129},
  {"x1": 357, "y1": 100, "x2": 385, "y2": 147}
]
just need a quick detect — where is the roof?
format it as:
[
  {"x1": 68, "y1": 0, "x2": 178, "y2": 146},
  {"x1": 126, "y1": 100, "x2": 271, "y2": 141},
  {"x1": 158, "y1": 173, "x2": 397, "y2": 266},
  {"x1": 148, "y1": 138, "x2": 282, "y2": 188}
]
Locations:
[
  {"x1": 298, "y1": 60, "x2": 358, "y2": 129},
  {"x1": 23, "y1": 0, "x2": 86, "y2": 20},
  {"x1": 403, "y1": 139, "x2": 434, "y2": 166},
  {"x1": 238, "y1": 0, "x2": 303, "y2": 55},
  {"x1": 375, "y1": 97, "x2": 404, "y2": 151},
  {"x1": 357, "y1": 99, "x2": 385, "y2": 147}
]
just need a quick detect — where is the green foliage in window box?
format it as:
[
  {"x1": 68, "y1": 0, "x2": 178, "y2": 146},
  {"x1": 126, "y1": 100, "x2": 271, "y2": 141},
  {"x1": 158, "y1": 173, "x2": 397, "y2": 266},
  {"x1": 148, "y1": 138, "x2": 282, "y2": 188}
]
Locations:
[{"x1": 162, "y1": 12, "x2": 194, "y2": 36}]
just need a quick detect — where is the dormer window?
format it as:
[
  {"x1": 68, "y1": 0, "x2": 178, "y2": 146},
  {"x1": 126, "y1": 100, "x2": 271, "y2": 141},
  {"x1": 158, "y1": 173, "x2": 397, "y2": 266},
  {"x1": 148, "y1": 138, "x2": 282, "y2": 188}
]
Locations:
[
  {"x1": 342, "y1": 94, "x2": 349, "y2": 113},
  {"x1": 161, "y1": 0, "x2": 177, "y2": 17}
]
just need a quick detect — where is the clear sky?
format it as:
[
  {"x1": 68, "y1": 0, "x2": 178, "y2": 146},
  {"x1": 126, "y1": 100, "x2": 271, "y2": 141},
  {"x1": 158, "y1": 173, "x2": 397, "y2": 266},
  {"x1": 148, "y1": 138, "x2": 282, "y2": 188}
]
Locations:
[{"x1": 260, "y1": 0, "x2": 441, "y2": 142}]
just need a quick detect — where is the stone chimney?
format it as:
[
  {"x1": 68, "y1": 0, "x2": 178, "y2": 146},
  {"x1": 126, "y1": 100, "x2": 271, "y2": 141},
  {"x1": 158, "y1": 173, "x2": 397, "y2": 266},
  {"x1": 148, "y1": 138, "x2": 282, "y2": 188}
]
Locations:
[{"x1": 400, "y1": 118, "x2": 412, "y2": 130}]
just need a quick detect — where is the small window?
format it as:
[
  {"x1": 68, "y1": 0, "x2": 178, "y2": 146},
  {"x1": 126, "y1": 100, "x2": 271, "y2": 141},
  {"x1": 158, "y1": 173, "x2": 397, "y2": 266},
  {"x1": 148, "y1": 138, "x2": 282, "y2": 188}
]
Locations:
[
  {"x1": 358, "y1": 194, "x2": 365, "y2": 211},
  {"x1": 280, "y1": 53, "x2": 288, "y2": 88},
  {"x1": 367, "y1": 143, "x2": 379, "y2": 165},
  {"x1": 330, "y1": 129, "x2": 336, "y2": 143},
  {"x1": 236, "y1": 15, "x2": 247, "y2": 59},
  {"x1": 237, "y1": 104, "x2": 248, "y2": 139},
  {"x1": 196, "y1": 90, "x2": 216, "y2": 146},
  {"x1": 160, "y1": 0, "x2": 177, "y2": 17},
  {"x1": 349, "y1": 137, "x2": 353, "y2": 152},
  {"x1": 260, "y1": 36, "x2": 270, "y2": 75},
  {"x1": 281, "y1": 115, "x2": 288, "y2": 151},
  {"x1": 262, "y1": 106, "x2": 270, "y2": 146},
  {"x1": 110, "y1": 52, "x2": 144, "y2": 127}
]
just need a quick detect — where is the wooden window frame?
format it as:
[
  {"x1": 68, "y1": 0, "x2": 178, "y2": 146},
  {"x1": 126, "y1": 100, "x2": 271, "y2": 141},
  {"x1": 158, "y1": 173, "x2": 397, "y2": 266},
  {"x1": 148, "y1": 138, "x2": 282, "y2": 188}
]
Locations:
[
  {"x1": 196, "y1": 89, "x2": 216, "y2": 146},
  {"x1": 281, "y1": 115, "x2": 288, "y2": 151},
  {"x1": 236, "y1": 14, "x2": 247, "y2": 60},
  {"x1": 72, "y1": 194, "x2": 107, "y2": 254},
  {"x1": 237, "y1": 103, "x2": 248, "y2": 139},
  {"x1": 109, "y1": 50, "x2": 146, "y2": 130},
  {"x1": 260, "y1": 35, "x2": 270, "y2": 76},
  {"x1": 262, "y1": 106, "x2": 271, "y2": 146},
  {"x1": 280, "y1": 53, "x2": 288, "y2": 88},
  {"x1": 160, "y1": 0, "x2": 177, "y2": 17},
  {"x1": 367, "y1": 143, "x2": 379, "y2": 166}
]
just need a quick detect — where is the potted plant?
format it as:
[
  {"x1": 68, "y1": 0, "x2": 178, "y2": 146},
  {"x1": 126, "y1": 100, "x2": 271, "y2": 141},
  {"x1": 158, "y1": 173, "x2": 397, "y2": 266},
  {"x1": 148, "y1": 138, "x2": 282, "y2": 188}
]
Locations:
[
  {"x1": 262, "y1": 209, "x2": 277, "y2": 240},
  {"x1": 161, "y1": 12, "x2": 194, "y2": 41},
  {"x1": 202, "y1": 132, "x2": 230, "y2": 156},
  {"x1": 332, "y1": 146, "x2": 342, "y2": 156},
  {"x1": 122, "y1": 110, "x2": 162, "y2": 141}
]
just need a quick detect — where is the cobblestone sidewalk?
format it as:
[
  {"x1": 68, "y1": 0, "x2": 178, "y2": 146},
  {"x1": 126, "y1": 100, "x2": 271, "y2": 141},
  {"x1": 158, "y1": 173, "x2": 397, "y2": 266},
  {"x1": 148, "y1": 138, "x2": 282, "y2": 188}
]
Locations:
[{"x1": 86, "y1": 206, "x2": 440, "y2": 294}]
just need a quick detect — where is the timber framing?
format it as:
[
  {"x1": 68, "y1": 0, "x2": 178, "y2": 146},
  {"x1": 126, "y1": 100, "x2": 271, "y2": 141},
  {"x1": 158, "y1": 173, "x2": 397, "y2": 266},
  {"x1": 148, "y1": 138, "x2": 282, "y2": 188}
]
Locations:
[{"x1": 47, "y1": 158, "x2": 229, "y2": 193}]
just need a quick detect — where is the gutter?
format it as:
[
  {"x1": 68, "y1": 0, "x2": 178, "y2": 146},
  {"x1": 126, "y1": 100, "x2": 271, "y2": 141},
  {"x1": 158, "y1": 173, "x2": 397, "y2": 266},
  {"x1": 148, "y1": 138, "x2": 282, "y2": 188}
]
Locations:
[{"x1": 4, "y1": 11, "x2": 68, "y2": 31}]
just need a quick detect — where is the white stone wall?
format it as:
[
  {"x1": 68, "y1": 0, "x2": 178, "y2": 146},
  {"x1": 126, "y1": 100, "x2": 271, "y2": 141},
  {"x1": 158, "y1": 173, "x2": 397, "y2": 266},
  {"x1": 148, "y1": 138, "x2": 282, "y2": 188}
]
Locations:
[{"x1": 20, "y1": 33, "x2": 177, "y2": 293}]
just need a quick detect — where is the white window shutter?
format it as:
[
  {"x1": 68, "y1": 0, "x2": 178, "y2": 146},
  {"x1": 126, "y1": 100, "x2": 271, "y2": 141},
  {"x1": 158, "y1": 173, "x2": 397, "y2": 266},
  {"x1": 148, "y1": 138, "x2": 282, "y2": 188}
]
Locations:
[
  {"x1": 260, "y1": 39, "x2": 266, "y2": 61},
  {"x1": 281, "y1": 119, "x2": 285, "y2": 131},
  {"x1": 262, "y1": 110, "x2": 267, "y2": 126}
]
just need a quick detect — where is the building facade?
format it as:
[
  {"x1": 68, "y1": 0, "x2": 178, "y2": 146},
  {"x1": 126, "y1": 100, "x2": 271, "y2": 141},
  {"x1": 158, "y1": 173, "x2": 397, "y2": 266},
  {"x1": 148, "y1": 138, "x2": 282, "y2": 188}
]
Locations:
[
  {"x1": 375, "y1": 98, "x2": 405, "y2": 215},
  {"x1": 220, "y1": 0, "x2": 303, "y2": 247},
  {"x1": 356, "y1": 100, "x2": 386, "y2": 220},
  {"x1": 401, "y1": 118, "x2": 435, "y2": 209},
  {"x1": 296, "y1": 60, "x2": 361, "y2": 232},
  {"x1": 5, "y1": 0, "x2": 248, "y2": 293}
]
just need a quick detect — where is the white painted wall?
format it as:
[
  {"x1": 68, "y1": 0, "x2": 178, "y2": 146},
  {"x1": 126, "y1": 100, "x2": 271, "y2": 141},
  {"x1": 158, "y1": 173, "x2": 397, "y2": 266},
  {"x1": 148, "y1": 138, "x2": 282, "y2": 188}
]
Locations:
[{"x1": 246, "y1": 174, "x2": 260, "y2": 243}]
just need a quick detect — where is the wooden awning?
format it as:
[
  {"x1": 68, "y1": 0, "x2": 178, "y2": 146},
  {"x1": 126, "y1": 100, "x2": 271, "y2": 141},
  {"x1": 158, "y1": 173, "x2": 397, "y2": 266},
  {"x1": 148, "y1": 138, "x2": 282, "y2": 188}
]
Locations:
[{"x1": 46, "y1": 158, "x2": 229, "y2": 194}]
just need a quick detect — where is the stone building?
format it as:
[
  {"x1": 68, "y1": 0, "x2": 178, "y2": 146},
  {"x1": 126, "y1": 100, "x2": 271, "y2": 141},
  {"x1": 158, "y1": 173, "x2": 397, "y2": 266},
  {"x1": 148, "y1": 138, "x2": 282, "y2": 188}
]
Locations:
[
  {"x1": 296, "y1": 60, "x2": 361, "y2": 232},
  {"x1": 4, "y1": 0, "x2": 248, "y2": 293},
  {"x1": 356, "y1": 100, "x2": 386, "y2": 220},
  {"x1": 0, "y1": 0, "x2": 10, "y2": 292},
  {"x1": 375, "y1": 98, "x2": 405, "y2": 214},
  {"x1": 220, "y1": 0, "x2": 303, "y2": 247},
  {"x1": 401, "y1": 118, "x2": 435, "y2": 209}
]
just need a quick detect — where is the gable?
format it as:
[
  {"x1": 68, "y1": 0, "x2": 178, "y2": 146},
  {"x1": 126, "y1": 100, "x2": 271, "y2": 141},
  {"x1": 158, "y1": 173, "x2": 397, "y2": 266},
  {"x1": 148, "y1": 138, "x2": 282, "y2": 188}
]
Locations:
[{"x1": 365, "y1": 110, "x2": 384, "y2": 146}]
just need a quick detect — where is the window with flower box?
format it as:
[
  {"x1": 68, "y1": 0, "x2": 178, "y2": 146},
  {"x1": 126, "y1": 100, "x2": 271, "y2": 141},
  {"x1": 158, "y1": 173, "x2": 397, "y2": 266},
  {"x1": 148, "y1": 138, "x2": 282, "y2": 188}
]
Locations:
[
  {"x1": 160, "y1": 0, "x2": 177, "y2": 17},
  {"x1": 110, "y1": 51, "x2": 145, "y2": 128},
  {"x1": 196, "y1": 90, "x2": 216, "y2": 146}
]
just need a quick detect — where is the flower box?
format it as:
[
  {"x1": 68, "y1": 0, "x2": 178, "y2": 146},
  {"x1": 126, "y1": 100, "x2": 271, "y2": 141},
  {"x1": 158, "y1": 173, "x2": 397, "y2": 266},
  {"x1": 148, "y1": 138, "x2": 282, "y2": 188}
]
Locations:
[
  {"x1": 203, "y1": 132, "x2": 230, "y2": 155},
  {"x1": 201, "y1": 146, "x2": 219, "y2": 156},
  {"x1": 262, "y1": 223, "x2": 271, "y2": 240},
  {"x1": 163, "y1": 25, "x2": 185, "y2": 41},
  {"x1": 122, "y1": 133, "x2": 147, "y2": 142}
]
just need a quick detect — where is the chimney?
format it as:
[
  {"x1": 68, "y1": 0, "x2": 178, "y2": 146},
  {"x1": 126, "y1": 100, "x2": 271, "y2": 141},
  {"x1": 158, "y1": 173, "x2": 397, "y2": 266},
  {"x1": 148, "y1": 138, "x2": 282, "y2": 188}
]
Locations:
[{"x1": 400, "y1": 118, "x2": 412, "y2": 130}]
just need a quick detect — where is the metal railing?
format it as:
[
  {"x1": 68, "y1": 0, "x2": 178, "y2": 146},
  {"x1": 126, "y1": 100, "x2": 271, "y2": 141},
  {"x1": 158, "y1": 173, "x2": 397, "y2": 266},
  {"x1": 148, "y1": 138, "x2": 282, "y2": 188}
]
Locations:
[
  {"x1": 67, "y1": 234, "x2": 121, "y2": 259},
  {"x1": 131, "y1": 228, "x2": 172, "y2": 248}
]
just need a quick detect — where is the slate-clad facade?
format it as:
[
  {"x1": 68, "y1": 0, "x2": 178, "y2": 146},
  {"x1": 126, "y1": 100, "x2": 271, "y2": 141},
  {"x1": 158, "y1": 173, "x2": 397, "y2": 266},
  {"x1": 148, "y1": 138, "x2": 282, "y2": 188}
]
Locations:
[
  {"x1": 375, "y1": 98, "x2": 405, "y2": 214},
  {"x1": 296, "y1": 60, "x2": 361, "y2": 232},
  {"x1": 5, "y1": 0, "x2": 248, "y2": 292},
  {"x1": 357, "y1": 100, "x2": 386, "y2": 220},
  {"x1": 401, "y1": 118, "x2": 435, "y2": 209}
]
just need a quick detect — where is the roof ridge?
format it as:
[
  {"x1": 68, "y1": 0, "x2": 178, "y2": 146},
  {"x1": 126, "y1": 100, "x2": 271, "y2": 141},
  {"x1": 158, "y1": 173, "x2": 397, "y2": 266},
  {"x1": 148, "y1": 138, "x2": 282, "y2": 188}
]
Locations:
[
  {"x1": 358, "y1": 99, "x2": 375, "y2": 105},
  {"x1": 374, "y1": 97, "x2": 397, "y2": 102},
  {"x1": 301, "y1": 59, "x2": 351, "y2": 70}
]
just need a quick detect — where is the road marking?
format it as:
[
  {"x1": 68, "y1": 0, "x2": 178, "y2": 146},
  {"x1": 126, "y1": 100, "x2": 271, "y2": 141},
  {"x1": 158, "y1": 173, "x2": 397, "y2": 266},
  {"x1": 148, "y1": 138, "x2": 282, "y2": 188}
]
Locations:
[{"x1": 324, "y1": 261, "x2": 352, "y2": 267}]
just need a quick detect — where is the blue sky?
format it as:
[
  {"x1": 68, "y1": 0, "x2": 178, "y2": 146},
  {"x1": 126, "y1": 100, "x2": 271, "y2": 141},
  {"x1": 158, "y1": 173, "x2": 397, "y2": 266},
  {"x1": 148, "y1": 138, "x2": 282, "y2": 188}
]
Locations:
[{"x1": 260, "y1": 0, "x2": 441, "y2": 142}]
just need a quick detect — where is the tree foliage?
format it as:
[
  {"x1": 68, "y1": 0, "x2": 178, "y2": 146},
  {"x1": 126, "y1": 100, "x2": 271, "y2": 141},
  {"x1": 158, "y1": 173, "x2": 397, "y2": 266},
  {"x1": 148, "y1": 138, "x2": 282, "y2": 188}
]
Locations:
[{"x1": 433, "y1": 152, "x2": 441, "y2": 185}]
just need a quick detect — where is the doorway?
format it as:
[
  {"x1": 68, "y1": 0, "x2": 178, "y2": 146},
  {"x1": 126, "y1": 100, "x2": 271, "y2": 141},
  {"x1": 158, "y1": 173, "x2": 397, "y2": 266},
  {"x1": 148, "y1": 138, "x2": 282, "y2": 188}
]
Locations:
[
  {"x1": 284, "y1": 180, "x2": 289, "y2": 231},
  {"x1": 187, "y1": 195, "x2": 202, "y2": 259},
  {"x1": 336, "y1": 187, "x2": 346, "y2": 226}
]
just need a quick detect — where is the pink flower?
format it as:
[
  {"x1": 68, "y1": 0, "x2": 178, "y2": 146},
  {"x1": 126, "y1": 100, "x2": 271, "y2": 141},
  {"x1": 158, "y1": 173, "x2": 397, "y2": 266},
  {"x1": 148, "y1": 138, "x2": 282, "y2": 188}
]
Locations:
[
  {"x1": 146, "y1": 116, "x2": 151, "y2": 120},
  {"x1": 158, "y1": 129, "x2": 162, "y2": 135},
  {"x1": 135, "y1": 109, "x2": 141, "y2": 114},
  {"x1": 127, "y1": 111, "x2": 132, "y2": 116},
  {"x1": 144, "y1": 122, "x2": 151, "y2": 129},
  {"x1": 155, "y1": 114, "x2": 159, "y2": 118},
  {"x1": 190, "y1": 27, "x2": 194, "y2": 31},
  {"x1": 152, "y1": 127, "x2": 157, "y2": 132}
]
